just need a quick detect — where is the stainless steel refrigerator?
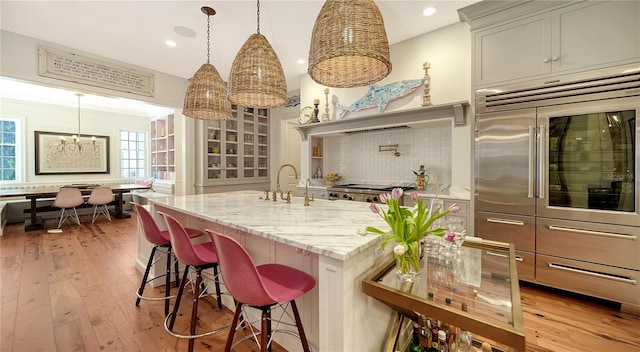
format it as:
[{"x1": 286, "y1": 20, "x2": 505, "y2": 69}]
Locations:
[{"x1": 474, "y1": 66, "x2": 640, "y2": 313}]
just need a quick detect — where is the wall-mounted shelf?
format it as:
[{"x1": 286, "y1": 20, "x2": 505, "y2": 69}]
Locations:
[{"x1": 295, "y1": 101, "x2": 469, "y2": 141}]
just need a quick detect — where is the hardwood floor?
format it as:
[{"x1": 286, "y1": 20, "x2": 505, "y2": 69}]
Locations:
[{"x1": 1, "y1": 216, "x2": 639, "y2": 352}]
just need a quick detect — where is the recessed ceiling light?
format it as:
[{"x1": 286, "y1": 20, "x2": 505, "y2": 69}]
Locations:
[
  {"x1": 423, "y1": 7, "x2": 436, "y2": 16},
  {"x1": 297, "y1": 58, "x2": 306, "y2": 65},
  {"x1": 165, "y1": 40, "x2": 177, "y2": 47}
]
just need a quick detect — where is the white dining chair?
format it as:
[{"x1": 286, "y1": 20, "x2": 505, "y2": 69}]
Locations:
[
  {"x1": 52, "y1": 187, "x2": 85, "y2": 228},
  {"x1": 87, "y1": 187, "x2": 114, "y2": 223}
]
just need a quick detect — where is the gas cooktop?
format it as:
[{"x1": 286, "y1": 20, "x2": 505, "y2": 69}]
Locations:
[{"x1": 329, "y1": 183, "x2": 415, "y2": 192}]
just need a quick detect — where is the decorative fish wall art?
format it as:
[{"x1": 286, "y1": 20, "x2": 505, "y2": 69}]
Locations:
[{"x1": 336, "y1": 79, "x2": 425, "y2": 119}]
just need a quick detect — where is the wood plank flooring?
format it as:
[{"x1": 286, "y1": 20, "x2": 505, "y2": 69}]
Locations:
[{"x1": 1, "y1": 216, "x2": 639, "y2": 352}]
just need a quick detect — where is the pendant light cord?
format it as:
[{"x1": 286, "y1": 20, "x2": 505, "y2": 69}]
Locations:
[
  {"x1": 206, "y1": 13, "x2": 211, "y2": 64},
  {"x1": 256, "y1": 0, "x2": 260, "y2": 34}
]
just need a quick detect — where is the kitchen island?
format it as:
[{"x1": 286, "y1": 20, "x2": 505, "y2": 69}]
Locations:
[{"x1": 141, "y1": 190, "x2": 394, "y2": 352}]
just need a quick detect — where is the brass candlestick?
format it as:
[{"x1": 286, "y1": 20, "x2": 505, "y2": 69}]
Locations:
[{"x1": 312, "y1": 99, "x2": 320, "y2": 123}]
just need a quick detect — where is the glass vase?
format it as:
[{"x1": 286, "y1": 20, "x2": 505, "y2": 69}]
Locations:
[{"x1": 395, "y1": 241, "x2": 421, "y2": 282}]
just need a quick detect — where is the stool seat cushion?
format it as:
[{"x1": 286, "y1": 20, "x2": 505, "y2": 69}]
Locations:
[
  {"x1": 257, "y1": 264, "x2": 315, "y2": 303},
  {"x1": 159, "y1": 228, "x2": 203, "y2": 244},
  {"x1": 190, "y1": 242, "x2": 218, "y2": 267}
]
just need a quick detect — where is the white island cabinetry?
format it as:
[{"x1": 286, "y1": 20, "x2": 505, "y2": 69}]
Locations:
[{"x1": 143, "y1": 191, "x2": 392, "y2": 352}]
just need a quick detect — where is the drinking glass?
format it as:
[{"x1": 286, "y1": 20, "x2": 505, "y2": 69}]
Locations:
[
  {"x1": 427, "y1": 198, "x2": 446, "y2": 257},
  {"x1": 448, "y1": 218, "x2": 466, "y2": 254},
  {"x1": 456, "y1": 330, "x2": 473, "y2": 352}
]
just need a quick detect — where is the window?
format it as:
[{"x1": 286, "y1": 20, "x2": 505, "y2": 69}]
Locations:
[
  {"x1": 120, "y1": 130, "x2": 146, "y2": 178},
  {"x1": 0, "y1": 118, "x2": 20, "y2": 181}
]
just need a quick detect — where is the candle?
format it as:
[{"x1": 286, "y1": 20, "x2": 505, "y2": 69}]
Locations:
[{"x1": 313, "y1": 99, "x2": 320, "y2": 104}]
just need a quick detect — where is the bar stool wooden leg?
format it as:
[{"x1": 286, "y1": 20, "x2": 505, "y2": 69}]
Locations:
[
  {"x1": 136, "y1": 246, "x2": 157, "y2": 307},
  {"x1": 224, "y1": 301, "x2": 244, "y2": 352},
  {"x1": 169, "y1": 265, "x2": 190, "y2": 331},
  {"x1": 164, "y1": 246, "x2": 171, "y2": 316},
  {"x1": 291, "y1": 300, "x2": 311, "y2": 352}
]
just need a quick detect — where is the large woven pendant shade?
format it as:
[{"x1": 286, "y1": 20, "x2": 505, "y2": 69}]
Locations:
[
  {"x1": 228, "y1": 0, "x2": 287, "y2": 108},
  {"x1": 308, "y1": 0, "x2": 392, "y2": 88},
  {"x1": 183, "y1": 7, "x2": 231, "y2": 120}
]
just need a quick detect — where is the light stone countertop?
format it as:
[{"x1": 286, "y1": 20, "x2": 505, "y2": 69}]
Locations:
[{"x1": 150, "y1": 190, "x2": 390, "y2": 261}]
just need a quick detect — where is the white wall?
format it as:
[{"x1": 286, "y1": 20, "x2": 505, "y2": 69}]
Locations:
[
  {"x1": 298, "y1": 22, "x2": 472, "y2": 188},
  {"x1": 1, "y1": 98, "x2": 149, "y2": 184},
  {"x1": 0, "y1": 30, "x2": 189, "y2": 108}
]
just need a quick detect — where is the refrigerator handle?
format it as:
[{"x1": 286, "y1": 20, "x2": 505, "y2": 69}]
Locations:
[
  {"x1": 528, "y1": 126, "x2": 535, "y2": 198},
  {"x1": 538, "y1": 124, "x2": 546, "y2": 199}
]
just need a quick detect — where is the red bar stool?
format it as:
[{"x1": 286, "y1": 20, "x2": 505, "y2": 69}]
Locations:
[
  {"x1": 207, "y1": 229, "x2": 316, "y2": 352},
  {"x1": 131, "y1": 203, "x2": 204, "y2": 316},
  {"x1": 159, "y1": 212, "x2": 225, "y2": 352}
]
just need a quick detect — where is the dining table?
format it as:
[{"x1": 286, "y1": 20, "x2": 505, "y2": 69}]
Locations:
[{"x1": 0, "y1": 183, "x2": 151, "y2": 231}]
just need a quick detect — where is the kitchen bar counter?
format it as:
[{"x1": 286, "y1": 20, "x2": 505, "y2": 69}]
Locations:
[
  {"x1": 148, "y1": 190, "x2": 389, "y2": 261},
  {"x1": 143, "y1": 190, "x2": 394, "y2": 351}
]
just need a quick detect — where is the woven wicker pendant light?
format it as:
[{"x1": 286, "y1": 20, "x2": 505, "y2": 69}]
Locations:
[
  {"x1": 228, "y1": 0, "x2": 287, "y2": 108},
  {"x1": 308, "y1": 0, "x2": 392, "y2": 88},
  {"x1": 183, "y1": 7, "x2": 231, "y2": 120}
]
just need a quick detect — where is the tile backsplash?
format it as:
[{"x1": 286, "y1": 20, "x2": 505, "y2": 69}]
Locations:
[{"x1": 321, "y1": 124, "x2": 451, "y2": 188}]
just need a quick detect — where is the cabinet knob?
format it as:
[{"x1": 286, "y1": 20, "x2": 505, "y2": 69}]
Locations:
[
  {"x1": 543, "y1": 57, "x2": 551, "y2": 63},
  {"x1": 551, "y1": 56, "x2": 559, "y2": 61}
]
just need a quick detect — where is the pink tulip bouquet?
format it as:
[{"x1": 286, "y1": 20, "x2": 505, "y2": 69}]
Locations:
[{"x1": 360, "y1": 188, "x2": 460, "y2": 280}]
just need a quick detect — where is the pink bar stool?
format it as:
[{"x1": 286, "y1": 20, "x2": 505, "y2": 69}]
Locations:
[
  {"x1": 207, "y1": 229, "x2": 316, "y2": 352},
  {"x1": 131, "y1": 203, "x2": 204, "y2": 316},
  {"x1": 160, "y1": 212, "x2": 225, "y2": 352}
]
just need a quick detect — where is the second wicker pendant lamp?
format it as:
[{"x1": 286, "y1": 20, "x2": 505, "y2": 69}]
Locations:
[{"x1": 228, "y1": 0, "x2": 287, "y2": 108}]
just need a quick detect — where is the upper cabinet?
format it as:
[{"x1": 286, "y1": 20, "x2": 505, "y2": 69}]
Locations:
[
  {"x1": 151, "y1": 114, "x2": 175, "y2": 180},
  {"x1": 203, "y1": 105, "x2": 269, "y2": 184},
  {"x1": 467, "y1": 1, "x2": 640, "y2": 87}
]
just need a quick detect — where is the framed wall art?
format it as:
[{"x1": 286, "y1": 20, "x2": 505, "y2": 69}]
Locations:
[{"x1": 35, "y1": 131, "x2": 110, "y2": 174}]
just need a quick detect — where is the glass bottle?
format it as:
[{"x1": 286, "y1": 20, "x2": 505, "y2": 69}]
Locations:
[
  {"x1": 418, "y1": 315, "x2": 432, "y2": 349},
  {"x1": 407, "y1": 322, "x2": 425, "y2": 352},
  {"x1": 437, "y1": 330, "x2": 448, "y2": 352}
]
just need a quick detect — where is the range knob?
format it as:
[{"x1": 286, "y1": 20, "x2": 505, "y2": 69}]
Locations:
[
  {"x1": 372, "y1": 196, "x2": 379, "y2": 202},
  {"x1": 348, "y1": 196, "x2": 354, "y2": 200},
  {"x1": 343, "y1": 194, "x2": 348, "y2": 199},
  {"x1": 365, "y1": 197, "x2": 372, "y2": 202}
]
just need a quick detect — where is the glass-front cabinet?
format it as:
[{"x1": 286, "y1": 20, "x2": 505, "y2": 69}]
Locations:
[{"x1": 205, "y1": 105, "x2": 268, "y2": 183}]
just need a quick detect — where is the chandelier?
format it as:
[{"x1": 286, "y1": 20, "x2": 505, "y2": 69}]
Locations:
[{"x1": 56, "y1": 93, "x2": 97, "y2": 153}]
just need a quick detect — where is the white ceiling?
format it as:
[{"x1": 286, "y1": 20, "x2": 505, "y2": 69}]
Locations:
[{"x1": 0, "y1": 0, "x2": 478, "y2": 116}]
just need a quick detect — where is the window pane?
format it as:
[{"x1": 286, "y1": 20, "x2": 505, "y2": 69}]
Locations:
[{"x1": 120, "y1": 129, "x2": 146, "y2": 180}]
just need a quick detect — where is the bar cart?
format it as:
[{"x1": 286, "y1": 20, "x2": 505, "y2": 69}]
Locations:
[{"x1": 362, "y1": 239, "x2": 525, "y2": 351}]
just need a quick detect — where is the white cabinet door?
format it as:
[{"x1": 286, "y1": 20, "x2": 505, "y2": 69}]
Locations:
[
  {"x1": 552, "y1": 1, "x2": 640, "y2": 73},
  {"x1": 474, "y1": 1, "x2": 640, "y2": 87},
  {"x1": 475, "y1": 13, "x2": 551, "y2": 85}
]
